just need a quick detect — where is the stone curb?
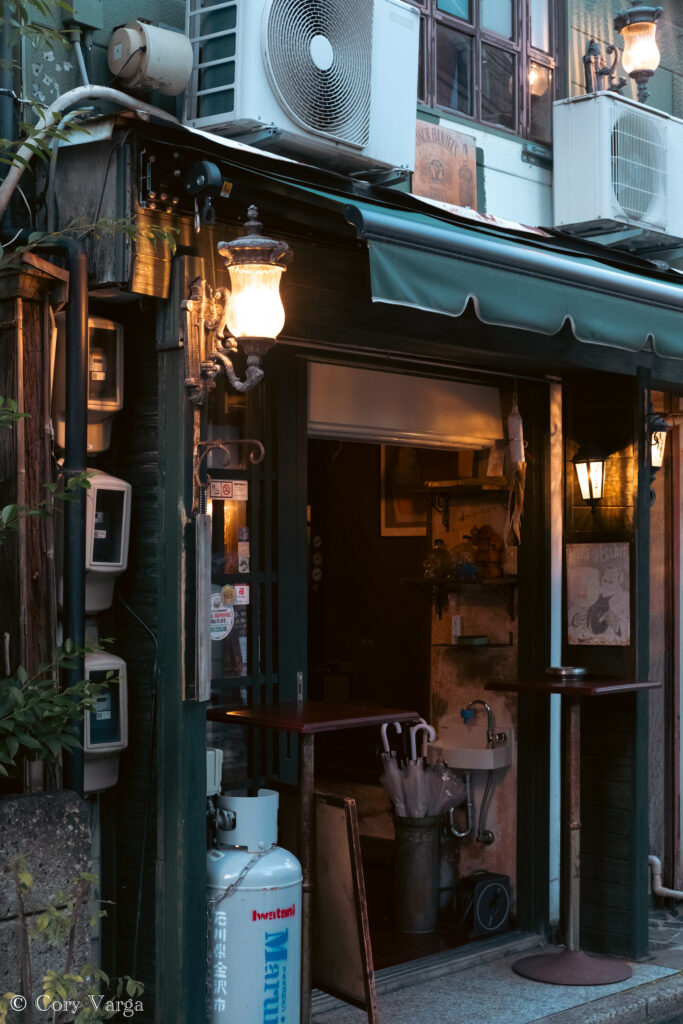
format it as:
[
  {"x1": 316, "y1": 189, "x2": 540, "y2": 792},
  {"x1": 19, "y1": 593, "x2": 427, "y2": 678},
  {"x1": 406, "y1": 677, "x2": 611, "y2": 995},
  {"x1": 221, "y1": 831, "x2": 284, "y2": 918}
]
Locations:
[{"x1": 533, "y1": 970, "x2": 683, "y2": 1024}]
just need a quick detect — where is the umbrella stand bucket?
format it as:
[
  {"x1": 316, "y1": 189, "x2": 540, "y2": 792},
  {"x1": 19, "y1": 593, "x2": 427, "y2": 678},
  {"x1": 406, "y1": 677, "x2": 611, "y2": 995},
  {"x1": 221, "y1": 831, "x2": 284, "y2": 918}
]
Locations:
[{"x1": 393, "y1": 814, "x2": 441, "y2": 934}]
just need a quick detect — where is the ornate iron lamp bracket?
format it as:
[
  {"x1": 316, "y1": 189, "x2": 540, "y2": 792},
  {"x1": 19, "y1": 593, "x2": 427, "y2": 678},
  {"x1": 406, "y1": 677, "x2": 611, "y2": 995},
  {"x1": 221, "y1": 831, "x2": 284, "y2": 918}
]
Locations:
[
  {"x1": 193, "y1": 438, "x2": 265, "y2": 496},
  {"x1": 181, "y1": 277, "x2": 266, "y2": 403}
]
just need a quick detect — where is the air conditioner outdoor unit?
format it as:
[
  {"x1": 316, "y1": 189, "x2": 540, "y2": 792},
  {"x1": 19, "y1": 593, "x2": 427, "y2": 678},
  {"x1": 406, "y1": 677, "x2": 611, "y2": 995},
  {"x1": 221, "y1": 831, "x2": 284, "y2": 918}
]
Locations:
[
  {"x1": 184, "y1": 0, "x2": 420, "y2": 176},
  {"x1": 553, "y1": 92, "x2": 683, "y2": 254}
]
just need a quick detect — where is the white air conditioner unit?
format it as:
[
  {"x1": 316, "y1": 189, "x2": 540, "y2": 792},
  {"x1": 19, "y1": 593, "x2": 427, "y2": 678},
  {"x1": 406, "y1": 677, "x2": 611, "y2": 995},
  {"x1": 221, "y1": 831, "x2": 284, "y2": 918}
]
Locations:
[
  {"x1": 553, "y1": 92, "x2": 683, "y2": 253},
  {"x1": 184, "y1": 0, "x2": 420, "y2": 175}
]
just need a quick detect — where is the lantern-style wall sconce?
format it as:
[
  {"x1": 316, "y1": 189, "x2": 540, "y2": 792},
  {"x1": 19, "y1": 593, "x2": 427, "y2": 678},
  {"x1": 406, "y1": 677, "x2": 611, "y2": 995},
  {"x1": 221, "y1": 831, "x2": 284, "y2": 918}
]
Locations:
[
  {"x1": 646, "y1": 405, "x2": 671, "y2": 504},
  {"x1": 182, "y1": 205, "x2": 293, "y2": 403},
  {"x1": 583, "y1": 1, "x2": 663, "y2": 103},
  {"x1": 614, "y1": 1, "x2": 663, "y2": 103},
  {"x1": 573, "y1": 442, "x2": 607, "y2": 514}
]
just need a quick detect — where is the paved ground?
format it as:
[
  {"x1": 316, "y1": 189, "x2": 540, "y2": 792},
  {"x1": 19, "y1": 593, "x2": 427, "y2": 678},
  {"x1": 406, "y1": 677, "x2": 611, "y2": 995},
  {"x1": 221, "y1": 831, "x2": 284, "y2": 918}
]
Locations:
[{"x1": 312, "y1": 904, "x2": 683, "y2": 1024}]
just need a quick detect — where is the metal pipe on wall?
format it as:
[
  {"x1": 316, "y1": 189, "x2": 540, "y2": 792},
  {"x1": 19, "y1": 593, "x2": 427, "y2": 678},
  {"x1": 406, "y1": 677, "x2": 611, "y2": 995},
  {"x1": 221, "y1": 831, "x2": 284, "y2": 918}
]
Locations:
[{"x1": 549, "y1": 381, "x2": 563, "y2": 931}]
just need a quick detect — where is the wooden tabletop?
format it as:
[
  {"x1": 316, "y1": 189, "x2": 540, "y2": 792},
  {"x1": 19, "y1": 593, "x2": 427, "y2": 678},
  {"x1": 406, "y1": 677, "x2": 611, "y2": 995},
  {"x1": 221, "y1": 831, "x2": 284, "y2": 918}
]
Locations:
[
  {"x1": 206, "y1": 700, "x2": 421, "y2": 734},
  {"x1": 485, "y1": 677, "x2": 661, "y2": 697}
]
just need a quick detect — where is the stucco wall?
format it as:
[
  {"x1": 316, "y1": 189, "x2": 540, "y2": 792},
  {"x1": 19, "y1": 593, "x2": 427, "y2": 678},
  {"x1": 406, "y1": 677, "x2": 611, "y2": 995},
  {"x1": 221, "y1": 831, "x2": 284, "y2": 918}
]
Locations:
[
  {"x1": 567, "y1": 0, "x2": 683, "y2": 117},
  {"x1": 430, "y1": 113, "x2": 553, "y2": 227}
]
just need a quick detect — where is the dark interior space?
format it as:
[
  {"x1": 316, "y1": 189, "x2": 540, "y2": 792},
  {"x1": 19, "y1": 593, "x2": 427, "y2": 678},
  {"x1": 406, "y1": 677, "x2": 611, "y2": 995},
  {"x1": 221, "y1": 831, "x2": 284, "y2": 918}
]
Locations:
[
  {"x1": 307, "y1": 438, "x2": 480, "y2": 966},
  {"x1": 307, "y1": 438, "x2": 430, "y2": 781}
]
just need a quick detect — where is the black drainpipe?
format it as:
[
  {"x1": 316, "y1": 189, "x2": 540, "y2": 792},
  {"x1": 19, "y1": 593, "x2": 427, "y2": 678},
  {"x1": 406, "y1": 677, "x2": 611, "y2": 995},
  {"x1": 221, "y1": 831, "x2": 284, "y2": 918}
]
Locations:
[{"x1": 1, "y1": 230, "x2": 88, "y2": 796}]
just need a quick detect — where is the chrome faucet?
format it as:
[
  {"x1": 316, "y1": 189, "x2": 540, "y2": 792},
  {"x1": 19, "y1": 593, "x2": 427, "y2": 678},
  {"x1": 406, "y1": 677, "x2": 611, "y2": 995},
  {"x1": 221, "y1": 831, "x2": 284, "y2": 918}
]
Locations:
[
  {"x1": 466, "y1": 696, "x2": 493, "y2": 745},
  {"x1": 465, "y1": 699, "x2": 505, "y2": 748}
]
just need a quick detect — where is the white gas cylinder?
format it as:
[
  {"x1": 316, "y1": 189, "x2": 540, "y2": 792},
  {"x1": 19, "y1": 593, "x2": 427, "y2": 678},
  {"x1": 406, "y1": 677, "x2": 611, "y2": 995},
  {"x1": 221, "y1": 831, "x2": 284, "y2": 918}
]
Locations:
[{"x1": 207, "y1": 789, "x2": 302, "y2": 1024}]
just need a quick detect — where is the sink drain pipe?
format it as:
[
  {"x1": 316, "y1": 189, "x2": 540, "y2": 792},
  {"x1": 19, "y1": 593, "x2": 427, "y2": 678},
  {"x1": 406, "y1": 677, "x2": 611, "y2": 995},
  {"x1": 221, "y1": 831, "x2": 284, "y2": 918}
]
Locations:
[
  {"x1": 649, "y1": 855, "x2": 683, "y2": 900},
  {"x1": 447, "y1": 773, "x2": 473, "y2": 838}
]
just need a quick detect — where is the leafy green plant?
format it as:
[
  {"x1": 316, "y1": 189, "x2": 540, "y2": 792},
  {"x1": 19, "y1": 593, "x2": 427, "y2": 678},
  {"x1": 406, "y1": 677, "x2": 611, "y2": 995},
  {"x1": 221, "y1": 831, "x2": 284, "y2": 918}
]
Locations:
[
  {"x1": 0, "y1": 641, "x2": 113, "y2": 777},
  {"x1": 0, "y1": 856, "x2": 143, "y2": 1024}
]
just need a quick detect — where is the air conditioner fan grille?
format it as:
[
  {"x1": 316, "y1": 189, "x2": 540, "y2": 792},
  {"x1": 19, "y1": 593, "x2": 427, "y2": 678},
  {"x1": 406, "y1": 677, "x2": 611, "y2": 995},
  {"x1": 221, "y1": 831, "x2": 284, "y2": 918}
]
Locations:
[
  {"x1": 265, "y1": 0, "x2": 372, "y2": 147},
  {"x1": 610, "y1": 109, "x2": 667, "y2": 226}
]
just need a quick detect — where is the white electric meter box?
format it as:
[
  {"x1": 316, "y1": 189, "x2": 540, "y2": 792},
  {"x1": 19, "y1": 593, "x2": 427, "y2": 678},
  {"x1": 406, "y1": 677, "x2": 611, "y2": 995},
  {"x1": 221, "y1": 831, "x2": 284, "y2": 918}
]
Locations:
[
  {"x1": 58, "y1": 471, "x2": 132, "y2": 612},
  {"x1": 84, "y1": 652, "x2": 128, "y2": 794},
  {"x1": 52, "y1": 315, "x2": 124, "y2": 453},
  {"x1": 85, "y1": 471, "x2": 131, "y2": 612}
]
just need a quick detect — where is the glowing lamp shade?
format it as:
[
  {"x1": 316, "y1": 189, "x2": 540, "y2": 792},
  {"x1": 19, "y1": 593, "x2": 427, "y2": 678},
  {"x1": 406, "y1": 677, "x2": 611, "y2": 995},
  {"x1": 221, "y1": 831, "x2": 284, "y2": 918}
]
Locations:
[
  {"x1": 225, "y1": 264, "x2": 286, "y2": 340},
  {"x1": 572, "y1": 443, "x2": 606, "y2": 506},
  {"x1": 651, "y1": 428, "x2": 667, "y2": 468},
  {"x1": 218, "y1": 204, "x2": 293, "y2": 345},
  {"x1": 649, "y1": 412, "x2": 671, "y2": 469},
  {"x1": 620, "y1": 19, "x2": 660, "y2": 75}
]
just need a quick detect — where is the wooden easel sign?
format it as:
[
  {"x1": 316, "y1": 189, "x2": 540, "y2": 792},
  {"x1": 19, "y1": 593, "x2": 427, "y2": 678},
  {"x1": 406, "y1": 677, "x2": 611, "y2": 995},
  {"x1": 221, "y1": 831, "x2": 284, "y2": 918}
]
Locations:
[{"x1": 313, "y1": 794, "x2": 380, "y2": 1024}]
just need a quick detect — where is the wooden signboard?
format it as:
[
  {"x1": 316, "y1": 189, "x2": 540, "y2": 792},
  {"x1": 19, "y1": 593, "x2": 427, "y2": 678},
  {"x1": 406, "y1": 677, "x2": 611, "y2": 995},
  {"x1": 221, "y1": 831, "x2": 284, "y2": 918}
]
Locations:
[
  {"x1": 414, "y1": 122, "x2": 477, "y2": 210},
  {"x1": 313, "y1": 794, "x2": 380, "y2": 1023}
]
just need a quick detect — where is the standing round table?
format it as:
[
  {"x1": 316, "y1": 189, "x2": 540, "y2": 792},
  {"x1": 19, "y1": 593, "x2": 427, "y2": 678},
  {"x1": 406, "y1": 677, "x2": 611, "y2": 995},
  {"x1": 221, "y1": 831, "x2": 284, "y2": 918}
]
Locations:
[{"x1": 485, "y1": 675, "x2": 660, "y2": 985}]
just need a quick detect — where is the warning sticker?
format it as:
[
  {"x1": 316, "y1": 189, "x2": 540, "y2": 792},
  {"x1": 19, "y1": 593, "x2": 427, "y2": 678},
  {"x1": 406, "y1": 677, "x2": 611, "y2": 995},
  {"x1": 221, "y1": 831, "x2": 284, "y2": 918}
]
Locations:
[
  {"x1": 210, "y1": 592, "x2": 235, "y2": 641},
  {"x1": 209, "y1": 480, "x2": 249, "y2": 501}
]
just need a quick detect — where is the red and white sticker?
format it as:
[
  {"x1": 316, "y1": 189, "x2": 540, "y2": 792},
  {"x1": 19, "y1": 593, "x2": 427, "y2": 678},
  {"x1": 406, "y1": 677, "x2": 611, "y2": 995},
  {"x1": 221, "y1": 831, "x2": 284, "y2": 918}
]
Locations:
[{"x1": 209, "y1": 480, "x2": 248, "y2": 501}]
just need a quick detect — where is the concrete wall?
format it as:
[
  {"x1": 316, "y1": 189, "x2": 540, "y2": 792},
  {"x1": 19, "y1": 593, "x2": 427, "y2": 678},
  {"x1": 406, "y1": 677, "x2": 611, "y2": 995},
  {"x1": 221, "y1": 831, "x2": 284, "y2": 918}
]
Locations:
[
  {"x1": 0, "y1": 792, "x2": 92, "y2": 1005},
  {"x1": 423, "y1": 111, "x2": 553, "y2": 226}
]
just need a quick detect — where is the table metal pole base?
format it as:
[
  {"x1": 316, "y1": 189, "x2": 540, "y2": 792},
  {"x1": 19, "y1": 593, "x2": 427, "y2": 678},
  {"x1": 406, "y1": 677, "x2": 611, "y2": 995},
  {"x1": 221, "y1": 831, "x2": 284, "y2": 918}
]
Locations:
[{"x1": 513, "y1": 949, "x2": 633, "y2": 986}]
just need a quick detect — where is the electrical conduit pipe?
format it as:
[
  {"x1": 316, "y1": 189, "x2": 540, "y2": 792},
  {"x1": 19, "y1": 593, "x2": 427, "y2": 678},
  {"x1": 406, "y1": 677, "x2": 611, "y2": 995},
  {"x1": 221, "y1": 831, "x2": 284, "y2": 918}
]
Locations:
[
  {"x1": 0, "y1": 85, "x2": 178, "y2": 220},
  {"x1": 649, "y1": 855, "x2": 683, "y2": 900}
]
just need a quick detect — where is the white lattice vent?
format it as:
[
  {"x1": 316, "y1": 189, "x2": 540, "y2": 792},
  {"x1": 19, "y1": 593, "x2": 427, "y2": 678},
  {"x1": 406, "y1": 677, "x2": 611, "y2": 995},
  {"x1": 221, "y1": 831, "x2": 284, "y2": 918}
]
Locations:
[{"x1": 610, "y1": 106, "x2": 667, "y2": 227}]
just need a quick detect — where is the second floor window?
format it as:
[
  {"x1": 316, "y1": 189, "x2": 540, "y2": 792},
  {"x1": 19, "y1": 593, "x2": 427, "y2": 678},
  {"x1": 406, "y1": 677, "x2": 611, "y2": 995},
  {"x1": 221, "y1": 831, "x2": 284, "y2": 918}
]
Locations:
[{"x1": 409, "y1": 0, "x2": 556, "y2": 144}]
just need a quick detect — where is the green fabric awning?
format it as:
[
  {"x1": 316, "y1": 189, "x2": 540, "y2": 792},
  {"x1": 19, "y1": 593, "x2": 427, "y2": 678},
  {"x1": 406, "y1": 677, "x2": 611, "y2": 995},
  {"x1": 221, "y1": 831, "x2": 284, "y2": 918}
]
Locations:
[{"x1": 338, "y1": 199, "x2": 683, "y2": 358}]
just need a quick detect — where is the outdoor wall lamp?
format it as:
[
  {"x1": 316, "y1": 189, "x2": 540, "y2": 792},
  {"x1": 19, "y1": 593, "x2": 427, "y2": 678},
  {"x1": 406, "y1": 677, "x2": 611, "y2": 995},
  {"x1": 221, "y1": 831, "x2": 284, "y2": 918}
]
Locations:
[
  {"x1": 182, "y1": 205, "x2": 293, "y2": 403},
  {"x1": 646, "y1": 405, "x2": 671, "y2": 504},
  {"x1": 614, "y1": 1, "x2": 663, "y2": 103},
  {"x1": 572, "y1": 442, "x2": 607, "y2": 514},
  {"x1": 583, "y1": 1, "x2": 662, "y2": 103}
]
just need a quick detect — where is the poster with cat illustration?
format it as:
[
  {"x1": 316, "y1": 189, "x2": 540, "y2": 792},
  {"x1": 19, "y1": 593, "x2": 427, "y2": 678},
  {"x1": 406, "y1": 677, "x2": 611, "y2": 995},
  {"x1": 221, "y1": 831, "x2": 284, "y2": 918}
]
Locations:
[{"x1": 566, "y1": 542, "x2": 630, "y2": 646}]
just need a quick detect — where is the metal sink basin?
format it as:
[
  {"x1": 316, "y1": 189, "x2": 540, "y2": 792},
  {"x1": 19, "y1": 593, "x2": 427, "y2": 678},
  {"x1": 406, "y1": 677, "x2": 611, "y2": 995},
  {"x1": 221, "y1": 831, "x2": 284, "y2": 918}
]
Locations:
[{"x1": 428, "y1": 724, "x2": 512, "y2": 772}]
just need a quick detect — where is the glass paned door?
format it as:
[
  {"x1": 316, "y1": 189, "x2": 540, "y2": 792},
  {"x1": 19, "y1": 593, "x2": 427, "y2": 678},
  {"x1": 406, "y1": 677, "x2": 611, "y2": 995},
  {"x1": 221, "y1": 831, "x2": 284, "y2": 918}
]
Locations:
[{"x1": 204, "y1": 350, "x2": 308, "y2": 790}]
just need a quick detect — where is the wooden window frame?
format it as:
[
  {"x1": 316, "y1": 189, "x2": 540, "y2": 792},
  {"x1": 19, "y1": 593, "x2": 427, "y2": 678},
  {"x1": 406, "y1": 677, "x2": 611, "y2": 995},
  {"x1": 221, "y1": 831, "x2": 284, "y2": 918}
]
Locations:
[{"x1": 407, "y1": 0, "x2": 558, "y2": 142}]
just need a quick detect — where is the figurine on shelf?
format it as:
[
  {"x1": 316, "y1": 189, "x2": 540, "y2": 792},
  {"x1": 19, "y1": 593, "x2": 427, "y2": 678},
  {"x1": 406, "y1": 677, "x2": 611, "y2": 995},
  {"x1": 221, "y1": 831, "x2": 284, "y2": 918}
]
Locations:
[
  {"x1": 452, "y1": 535, "x2": 479, "y2": 579},
  {"x1": 470, "y1": 525, "x2": 505, "y2": 578},
  {"x1": 423, "y1": 539, "x2": 454, "y2": 579}
]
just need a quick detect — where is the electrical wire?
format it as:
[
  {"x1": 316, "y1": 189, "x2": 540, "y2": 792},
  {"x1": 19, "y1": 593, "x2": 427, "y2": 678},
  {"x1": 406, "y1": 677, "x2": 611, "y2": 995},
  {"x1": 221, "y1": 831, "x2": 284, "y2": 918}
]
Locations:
[
  {"x1": 110, "y1": 46, "x2": 147, "y2": 86},
  {"x1": 115, "y1": 584, "x2": 159, "y2": 981}
]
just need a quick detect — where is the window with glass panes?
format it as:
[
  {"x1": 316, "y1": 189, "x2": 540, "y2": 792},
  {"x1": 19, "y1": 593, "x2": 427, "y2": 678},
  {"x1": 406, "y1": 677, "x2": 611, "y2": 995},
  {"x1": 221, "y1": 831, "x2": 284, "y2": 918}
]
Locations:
[{"x1": 410, "y1": 0, "x2": 556, "y2": 143}]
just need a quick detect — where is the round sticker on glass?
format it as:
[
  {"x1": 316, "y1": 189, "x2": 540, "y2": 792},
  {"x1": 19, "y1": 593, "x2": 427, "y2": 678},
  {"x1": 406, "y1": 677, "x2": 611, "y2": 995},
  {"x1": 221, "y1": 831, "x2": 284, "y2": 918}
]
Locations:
[{"x1": 210, "y1": 592, "x2": 235, "y2": 641}]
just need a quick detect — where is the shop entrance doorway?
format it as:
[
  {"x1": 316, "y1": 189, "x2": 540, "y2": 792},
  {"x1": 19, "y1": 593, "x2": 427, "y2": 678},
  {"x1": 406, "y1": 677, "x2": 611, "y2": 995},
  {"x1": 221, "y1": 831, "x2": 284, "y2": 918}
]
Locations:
[{"x1": 307, "y1": 438, "x2": 476, "y2": 968}]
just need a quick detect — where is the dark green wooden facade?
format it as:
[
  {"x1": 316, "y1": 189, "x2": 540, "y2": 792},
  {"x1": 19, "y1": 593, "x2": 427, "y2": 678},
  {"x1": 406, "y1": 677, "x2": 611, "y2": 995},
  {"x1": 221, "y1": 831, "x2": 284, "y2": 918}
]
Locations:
[{"x1": 84, "y1": 125, "x2": 683, "y2": 1021}]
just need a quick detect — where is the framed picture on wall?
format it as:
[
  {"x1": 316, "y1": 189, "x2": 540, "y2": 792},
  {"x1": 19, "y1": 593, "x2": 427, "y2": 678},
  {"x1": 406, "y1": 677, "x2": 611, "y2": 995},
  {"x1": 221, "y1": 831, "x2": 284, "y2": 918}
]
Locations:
[
  {"x1": 380, "y1": 445, "x2": 427, "y2": 537},
  {"x1": 566, "y1": 541, "x2": 630, "y2": 646}
]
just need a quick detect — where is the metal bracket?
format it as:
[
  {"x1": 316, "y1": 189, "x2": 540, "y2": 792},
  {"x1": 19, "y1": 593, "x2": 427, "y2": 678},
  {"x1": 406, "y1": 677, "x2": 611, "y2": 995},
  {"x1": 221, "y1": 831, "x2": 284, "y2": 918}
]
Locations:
[
  {"x1": 521, "y1": 143, "x2": 553, "y2": 170},
  {"x1": 193, "y1": 438, "x2": 265, "y2": 496},
  {"x1": 181, "y1": 277, "x2": 273, "y2": 401}
]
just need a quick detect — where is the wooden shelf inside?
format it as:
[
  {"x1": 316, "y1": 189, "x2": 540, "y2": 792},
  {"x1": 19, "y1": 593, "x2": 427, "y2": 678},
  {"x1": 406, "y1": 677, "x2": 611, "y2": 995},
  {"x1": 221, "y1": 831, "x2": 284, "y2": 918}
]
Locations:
[
  {"x1": 402, "y1": 575, "x2": 518, "y2": 620},
  {"x1": 417, "y1": 477, "x2": 509, "y2": 530}
]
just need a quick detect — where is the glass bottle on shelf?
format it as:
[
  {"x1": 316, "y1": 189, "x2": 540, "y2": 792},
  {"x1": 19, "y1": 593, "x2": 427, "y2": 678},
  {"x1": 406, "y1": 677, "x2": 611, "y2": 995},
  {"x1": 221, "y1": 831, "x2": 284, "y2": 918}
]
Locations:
[
  {"x1": 423, "y1": 539, "x2": 454, "y2": 579},
  {"x1": 452, "y1": 534, "x2": 479, "y2": 579}
]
